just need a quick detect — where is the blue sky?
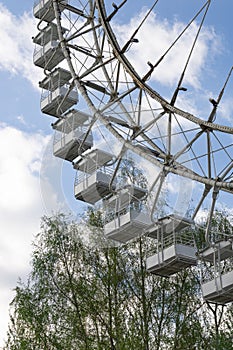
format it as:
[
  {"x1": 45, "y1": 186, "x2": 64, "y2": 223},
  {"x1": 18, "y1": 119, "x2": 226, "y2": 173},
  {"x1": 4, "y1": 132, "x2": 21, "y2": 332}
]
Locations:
[{"x1": 0, "y1": 0, "x2": 233, "y2": 346}]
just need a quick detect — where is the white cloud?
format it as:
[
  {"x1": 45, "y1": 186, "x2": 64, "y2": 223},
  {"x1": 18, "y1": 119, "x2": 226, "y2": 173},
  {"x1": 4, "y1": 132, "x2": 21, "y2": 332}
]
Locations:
[
  {"x1": 0, "y1": 124, "x2": 58, "y2": 347},
  {"x1": 217, "y1": 95, "x2": 233, "y2": 124},
  {"x1": 39, "y1": 136, "x2": 78, "y2": 216},
  {"x1": 113, "y1": 9, "x2": 221, "y2": 89},
  {"x1": 16, "y1": 114, "x2": 27, "y2": 125},
  {"x1": 0, "y1": 3, "x2": 42, "y2": 88},
  {"x1": 0, "y1": 123, "x2": 82, "y2": 346}
]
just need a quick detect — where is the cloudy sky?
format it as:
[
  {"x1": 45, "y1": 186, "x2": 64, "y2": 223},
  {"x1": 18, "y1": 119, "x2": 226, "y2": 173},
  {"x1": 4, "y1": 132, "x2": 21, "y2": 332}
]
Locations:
[
  {"x1": 0, "y1": 1, "x2": 70, "y2": 345},
  {"x1": 1, "y1": 0, "x2": 233, "y2": 346}
]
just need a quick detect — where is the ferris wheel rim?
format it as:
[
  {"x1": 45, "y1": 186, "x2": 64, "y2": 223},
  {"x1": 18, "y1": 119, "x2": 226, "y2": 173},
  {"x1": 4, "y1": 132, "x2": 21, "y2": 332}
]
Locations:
[
  {"x1": 31, "y1": 1, "x2": 233, "y2": 298},
  {"x1": 47, "y1": 0, "x2": 233, "y2": 209},
  {"x1": 95, "y1": 0, "x2": 233, "y2": 135}
]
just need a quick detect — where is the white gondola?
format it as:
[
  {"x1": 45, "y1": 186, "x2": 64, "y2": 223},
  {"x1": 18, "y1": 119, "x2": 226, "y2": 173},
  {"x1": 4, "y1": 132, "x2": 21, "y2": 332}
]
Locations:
[
  {"x1": 105, "y1": 184, "x2": 147, "y2": 212},
  {"x1": 73, "y1": 149, "x2": 116, "y2": 204},
  {"x1": 200, "y1": 232, "x2": 233, "y2": 303},
  {"x1": 52, "y1": 109, "x2": 93, "y2": 161},
  {"x1": 147, "y1": 214, "x2": 194, "y2": 239},
  {"x1": 33, "y1": 41, "x2": 64, "y2": 71},
  {"x1": 146, "y1": 231, "x2": 197, "y2": 276},
  {"x1": 201, "y1": 270, "x2": 233, "y2": 304},
  {"x1": 33, "y1": 22, "x2": 66, "y2": 46},
  {"x1": 39, "y1": 68, "x2": 78, "y2": 116},
  {"x1": 33, "y1": 0, "x2": 67, "y2": 22},
  {"x1": 105, "y1": 207, "x2": 152, "y2": 243},
  {"x1": 33, "y1": 23, "x2": 66, "y2": 71},
  {"x1": 199, "y1": 239, "x2": 233, "y2": 263},
  {"x1": 104, "y1": 186, "x2": 152, "y2": 243},
  {"x1": 146, "y1": 215, "x2": 196, "y2": 276}
]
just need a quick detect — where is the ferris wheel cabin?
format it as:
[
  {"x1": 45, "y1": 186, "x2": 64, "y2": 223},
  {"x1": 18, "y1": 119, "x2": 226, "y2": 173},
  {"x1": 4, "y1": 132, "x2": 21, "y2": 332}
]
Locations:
[
  {"x1": 33, "y1": 22, "x2": 66, "y2": 71},
  {"x1": 104, "y1": 185, "x2": 152, "y2": 243},
  {"x1": 199, "y1": 233, "x2": 233, "y2": 303},
  {"x1": 73, "y1": 149, "x2": 116, "y2": 204},
  {"x1": 32, "y1": 22, "x2": 66, "y2": 46},
  {"x1": 201, "y1": 270, "x2": 233, "y2": 304},
  {"x1": 146, "y1": 215, "x2": 197, "y2": 276},
  {"x1": 147, "y1": 214, "x2": 194, "y2": 239},
  {"x1": 199, "y1": 239, "x2": 233, "y2": 263},
  {"x1": 39, "y1": 67, "x2": 78, "y2": 117},
  {"x1": 33, "y1": 0, "x2": 67, "y2": 22},
  {"x1": 104, "y1": 185, "x2": 147, "y2": 212},
  {"x1": 52, "y1": 109, "x2": 93, "y2": 161}
]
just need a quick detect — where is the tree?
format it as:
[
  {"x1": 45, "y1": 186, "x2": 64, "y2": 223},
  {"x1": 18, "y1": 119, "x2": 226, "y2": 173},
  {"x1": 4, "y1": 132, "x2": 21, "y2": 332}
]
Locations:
[{"x1": 4, "y1": 211, "x2": 233, "y2": 349}]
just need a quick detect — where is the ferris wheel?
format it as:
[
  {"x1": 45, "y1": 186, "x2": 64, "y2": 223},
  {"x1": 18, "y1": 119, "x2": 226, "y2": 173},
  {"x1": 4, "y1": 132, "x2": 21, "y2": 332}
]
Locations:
[{"x1": 33, "y1": 0, "x2": 233, "y2": 303}]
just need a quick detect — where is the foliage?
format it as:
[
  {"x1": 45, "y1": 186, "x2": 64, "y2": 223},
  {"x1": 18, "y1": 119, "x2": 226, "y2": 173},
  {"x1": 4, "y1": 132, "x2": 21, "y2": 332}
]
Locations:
[
  {"x1": 4, "y1": 211, "x2": 233, "y2": 350},
  {"x1": 119, "y1": 158, "x2": 148, "y2": 189}
]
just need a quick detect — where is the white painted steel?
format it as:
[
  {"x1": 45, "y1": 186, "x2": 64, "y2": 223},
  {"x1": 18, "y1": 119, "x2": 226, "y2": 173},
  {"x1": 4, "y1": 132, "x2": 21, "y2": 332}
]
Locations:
[
  {"x1": 105, "y1": 209, "x2": 152, "y2": 243},
  {"x1": 201, "y1": 270, "x2": 233, "y2": 304}
]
